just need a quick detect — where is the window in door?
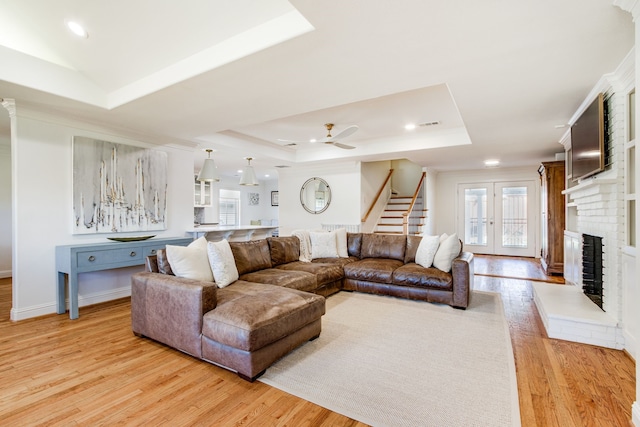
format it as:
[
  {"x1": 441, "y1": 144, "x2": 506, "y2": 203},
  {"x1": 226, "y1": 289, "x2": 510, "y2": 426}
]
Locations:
[
  {"x1": 463, "y1": 187, "x2": 488, "y2": 246},
  {"x1": 500, "y1": 186, "x2": 528, "y2": 248}
]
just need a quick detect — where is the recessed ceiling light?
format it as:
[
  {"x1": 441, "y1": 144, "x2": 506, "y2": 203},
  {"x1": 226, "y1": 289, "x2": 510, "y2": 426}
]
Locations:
[
  {"x1": 265, "y1": 174, "x2": 270, "y2": 178},
  {"x1": 237, "y1": 169, "x2": 243, "y2": 174},
  {"x1": 404, "y1": 123, "x2": 417, "y2": 131},
  {"x1": 67, "y1": 21, "x2": 88, "y2": 38},
  {"x1": 309, "y1": 138, "x2": 317, "y2": 143},
  {"x1": 484, "y1": 159, "x2": 500, "y2": 167}
]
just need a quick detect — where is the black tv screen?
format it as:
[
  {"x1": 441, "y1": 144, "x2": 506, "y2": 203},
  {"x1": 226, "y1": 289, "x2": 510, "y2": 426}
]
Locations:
[{"x1": 570, "y1": 93, "x2": 605, "y2": 182}]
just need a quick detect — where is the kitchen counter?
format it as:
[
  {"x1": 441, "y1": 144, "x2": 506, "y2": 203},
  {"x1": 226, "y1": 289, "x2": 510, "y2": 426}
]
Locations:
[{"x1": 187, "y1": 224, "x2": 278, "y2": 242}]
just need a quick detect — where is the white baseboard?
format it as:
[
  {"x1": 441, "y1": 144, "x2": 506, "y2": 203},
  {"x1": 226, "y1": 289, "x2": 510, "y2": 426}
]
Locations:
[
  {"x1": 624, "y1": 330, "x2": 637, "y2": 361},
  {"x1": 632, "y1": 401, "x2": 640, "y2": 426},
  {"x1": 10, "y1": 286, "x2": 131, "y2": 321},
  {"x1": 0, "y1": 269, "x2": 12, "y2": 278}
]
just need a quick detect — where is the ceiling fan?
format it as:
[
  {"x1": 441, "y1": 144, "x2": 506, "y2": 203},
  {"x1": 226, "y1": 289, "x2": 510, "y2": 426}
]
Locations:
[
  {"x1": 279, "y1": 123, "x2": 359, "y2": 149},
  {"x1": 317, "y1": 123, "x2": 359, "y2": 149}
]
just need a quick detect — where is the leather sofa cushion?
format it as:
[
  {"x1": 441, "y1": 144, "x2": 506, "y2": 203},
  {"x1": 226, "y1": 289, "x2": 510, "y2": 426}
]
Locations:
[
  {"x1": 156, "y1": 249, "x2": 175, "y2": 275},
  {"x1": 343, "y1": 258, "x2": 404, "y2": 284},
  {"x1": 347, "y1": 233, "x2": 363, "y2": 258},
  {"x1": 404, "y1": 235, "x2": 422, "y2": 264},
  {"x1": 311, "y1": 256, "x2": 358, "y2": 267},
  {"x1": 230, "y1": 240, "x2": 272, "y2": 275},
  {"x1": 392, "y1": 263, "x2": 453, "y2": 290},
  {"x1": 360, "y1": 234, "x2": 406, "y2": 261},
  {"x1": 202, "y1": 281, "x2": 325, "y2": 352},
  {"x1": 276, "y1": 261, "x2": 344, "y2": 287},
  {"x1": 268, "y1": 236, "x2": 300, "y2": 267},
  {"x1": 239, "y1": 268, "x2": 317, "y2": 293}
]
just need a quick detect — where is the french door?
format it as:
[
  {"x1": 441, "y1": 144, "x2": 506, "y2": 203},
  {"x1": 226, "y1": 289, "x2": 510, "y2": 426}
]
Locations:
[{"x1": 458, "y1": 181, "x2": 536, "y2": 257}]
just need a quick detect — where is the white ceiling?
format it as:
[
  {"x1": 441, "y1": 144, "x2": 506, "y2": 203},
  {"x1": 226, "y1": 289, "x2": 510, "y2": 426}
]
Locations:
[{"x1": 0, "y1": 0, "x2": 635, "y2": 180}]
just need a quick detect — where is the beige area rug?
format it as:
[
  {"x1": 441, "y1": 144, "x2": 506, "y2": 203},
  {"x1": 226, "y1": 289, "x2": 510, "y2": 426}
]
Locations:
[{"x1": 259, "y1": 291, "x2": 520, "y2": 427}]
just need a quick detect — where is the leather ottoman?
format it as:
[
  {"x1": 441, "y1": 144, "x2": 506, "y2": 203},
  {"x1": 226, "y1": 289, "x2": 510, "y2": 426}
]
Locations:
[{"x1": 201, "y1": 281, "x2": 325, "y2": 381}]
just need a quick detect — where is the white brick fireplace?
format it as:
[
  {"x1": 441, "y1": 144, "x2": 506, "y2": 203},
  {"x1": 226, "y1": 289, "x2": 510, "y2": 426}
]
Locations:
[
  {"x1": 533, "y1": 175, "x2": 625, "y2": 350},
  {"x1": 533, "y1": 50, "x2": 632, "y2": 351}
]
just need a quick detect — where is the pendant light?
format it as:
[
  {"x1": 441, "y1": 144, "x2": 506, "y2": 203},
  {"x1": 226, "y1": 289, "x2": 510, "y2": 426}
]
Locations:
[
  {"x1": 197, "y1": 149, "x2": 219, "y2": 182},
  {"x1": 239, "y1": 157, "x2": 259, "y2": 186}
]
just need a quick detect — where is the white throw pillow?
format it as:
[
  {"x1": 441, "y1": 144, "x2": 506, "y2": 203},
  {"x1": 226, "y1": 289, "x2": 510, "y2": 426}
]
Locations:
[
  {"x1": 207, "y1": 239, "x2": 239, "y2": 288},
  {"x1": 415, "y1": 235, "x2": 440, "y2": 268},
  {"x1": 433, "y1": 233, "x2": 462, "y2": 273},
  {"x1": 165, "y1": 237, "x2": 213, "y2": 281},
  {"x1": 310, "y1": 230, "x2": 339, "y2": 259},
  {"x1": 335, "y1": 228, "x2": 349, "y2": 258}
]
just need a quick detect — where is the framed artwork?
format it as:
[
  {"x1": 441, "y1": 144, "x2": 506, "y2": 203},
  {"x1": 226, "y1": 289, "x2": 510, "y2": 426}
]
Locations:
[
  {"x1": 72, "y1": 136, "x2": 168, "y2": 234},
  {"x1": 249, "y1": 192, "x2": 260, "y2": 206},
  {"x1": 271, "y1": 191, "x2": 279, "y2": 206}
]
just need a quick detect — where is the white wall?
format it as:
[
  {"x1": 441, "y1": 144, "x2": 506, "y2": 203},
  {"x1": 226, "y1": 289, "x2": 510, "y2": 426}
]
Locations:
[
  {"x1": 277, "y1": 161, "x2": 361, "y2": 236},
  {"x1": 0, "y1": 134, "x2": 10, "y2": 277},
  {"x1": 390, "y1": 159, "x2": 423, "y2": 195},
  {"x1": 10, "y1": 110, "x2": 195, "y2": 320},
  {"x1": 424, "y1": 168, "x2": 437, "y2": 235},
  {"x1": 435, "y1": 167, "x2": 541, "y2": 246},
  {"x1": 209, "y1": 176, "x2": 278, "y2": 226},
  {"x1": 361, "y1": 160, "x2": 392, "y2": 232},
  {"x1": 238, "y1": 180, "x2": 277, "y2": 225},
  {"x1": 636, "y1": 15, "x2": 640, "y2": 424}
]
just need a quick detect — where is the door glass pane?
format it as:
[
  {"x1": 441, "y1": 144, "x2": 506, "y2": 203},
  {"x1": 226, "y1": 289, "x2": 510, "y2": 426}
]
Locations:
[
  {"x1": 629, "y1": 146, "x2": 635, "y2": 194},
  {"x1": 464, "y1": 188, "x2": 487, "y2": 245},
  {"x1": 629, "y1": 200, "x2": 636, "y2": 247},
  {"x1": 629, "y1": 90, "x2": 635, "y2": 141},
  {"x1": 501, "y1": 186, "x2": 527, "y2": 248}
]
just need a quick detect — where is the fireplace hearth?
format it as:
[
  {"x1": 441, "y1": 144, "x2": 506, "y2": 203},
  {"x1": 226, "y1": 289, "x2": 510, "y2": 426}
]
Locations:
[{"x1": 582, "y1": 234, "x2": 604, "y2": 310}]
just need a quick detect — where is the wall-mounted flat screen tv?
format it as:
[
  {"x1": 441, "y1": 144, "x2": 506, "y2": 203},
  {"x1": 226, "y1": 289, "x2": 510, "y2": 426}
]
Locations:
[{"x1": 570, "y1": 93, "x2": 606, "y2": 182}]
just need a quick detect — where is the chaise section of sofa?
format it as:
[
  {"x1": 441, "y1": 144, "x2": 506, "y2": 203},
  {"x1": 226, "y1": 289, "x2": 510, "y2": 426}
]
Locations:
[{"x1": 131, "y1": 248, "x2": 325, "y2": 381}]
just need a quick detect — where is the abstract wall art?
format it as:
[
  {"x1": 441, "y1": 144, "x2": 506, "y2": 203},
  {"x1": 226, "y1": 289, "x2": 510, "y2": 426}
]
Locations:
[{"x1": 72, "y1": 136, "x2": 168, "y2": 234}]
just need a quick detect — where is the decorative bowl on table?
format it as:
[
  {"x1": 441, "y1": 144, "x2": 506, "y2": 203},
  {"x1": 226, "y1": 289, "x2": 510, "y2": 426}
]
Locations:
[{"x1": 107, "y1": 235, "x2": 156, "y2": 242}]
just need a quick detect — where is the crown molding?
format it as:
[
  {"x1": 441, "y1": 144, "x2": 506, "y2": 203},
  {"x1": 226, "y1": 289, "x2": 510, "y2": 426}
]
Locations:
[
  {"x1": 567, "y1": 47, "x2": 634, "y2": 126},
  {"x1": 1, "y1": 98, "x2": 16, "y2": 118},
  {"x1": 613, "y1": 0, "x2": 640, "y2": 20}
]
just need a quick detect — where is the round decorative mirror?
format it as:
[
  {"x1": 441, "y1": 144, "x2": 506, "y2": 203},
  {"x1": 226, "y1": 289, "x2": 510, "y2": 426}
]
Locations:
[{"x1": 300, "y1": 177, "x2": 331, "y2": 214}]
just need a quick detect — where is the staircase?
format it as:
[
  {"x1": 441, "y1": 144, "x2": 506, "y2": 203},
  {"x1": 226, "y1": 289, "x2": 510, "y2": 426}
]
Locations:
[{"x1": 374, "y1": 195, "x2": 426, "y2": 235}]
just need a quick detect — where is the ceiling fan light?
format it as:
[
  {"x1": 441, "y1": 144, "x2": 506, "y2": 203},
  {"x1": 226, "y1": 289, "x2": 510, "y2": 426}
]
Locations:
[
  {"x1": 197, "y1": 149, "x2": 219, "y2": 182},
  {"x1": 239, "y1": 157, "x2": 259, "y2": 186}
]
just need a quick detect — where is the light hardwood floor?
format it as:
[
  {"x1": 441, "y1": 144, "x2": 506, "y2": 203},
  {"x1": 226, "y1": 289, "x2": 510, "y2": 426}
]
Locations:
[{"x1": 0, "y1": 256, "x2": 635, "y2": 426}]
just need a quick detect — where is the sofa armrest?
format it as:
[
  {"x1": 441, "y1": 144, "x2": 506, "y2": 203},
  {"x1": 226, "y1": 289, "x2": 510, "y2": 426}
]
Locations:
[
  {"x1": 131, "y1": 272, "x2": 217, "y2": 358},
  {"x1": 451, "y1": 252, "x2": 474, "y2": 309}
]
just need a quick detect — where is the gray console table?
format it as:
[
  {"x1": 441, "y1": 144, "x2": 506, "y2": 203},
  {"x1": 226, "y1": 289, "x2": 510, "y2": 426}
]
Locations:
[{"x1": 56, "y1": 236, "x2": 193, "y2": 319}]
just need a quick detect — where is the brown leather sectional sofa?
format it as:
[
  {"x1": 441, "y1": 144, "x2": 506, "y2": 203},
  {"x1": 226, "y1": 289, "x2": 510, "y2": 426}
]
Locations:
[{"x1": 131, "y1": 233, "x2": 474, "y2": 381}]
